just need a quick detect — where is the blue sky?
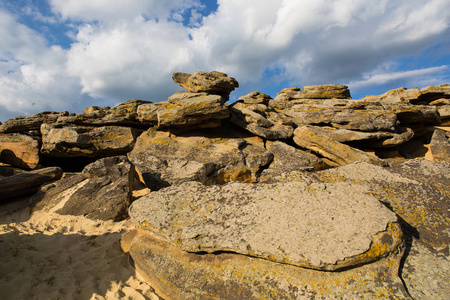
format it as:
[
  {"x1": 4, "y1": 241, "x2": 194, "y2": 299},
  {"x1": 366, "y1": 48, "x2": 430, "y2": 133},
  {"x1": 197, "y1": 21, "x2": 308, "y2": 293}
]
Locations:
[{"x1": 1, "y1": 0, "x2": 449, "y2": 122}]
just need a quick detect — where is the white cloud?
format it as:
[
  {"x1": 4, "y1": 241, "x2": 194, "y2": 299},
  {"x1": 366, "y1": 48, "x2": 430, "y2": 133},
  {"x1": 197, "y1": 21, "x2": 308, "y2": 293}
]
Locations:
[
  {"x1": 1, "y1": 0, "x2": 449, "y2": 122},
  {"x1": 349, "y1": 65, "x2": 449, "y2": 90}
]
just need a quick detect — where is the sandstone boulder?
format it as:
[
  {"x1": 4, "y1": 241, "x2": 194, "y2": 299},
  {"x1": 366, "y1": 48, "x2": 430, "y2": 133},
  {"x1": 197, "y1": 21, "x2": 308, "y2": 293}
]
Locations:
[
  {"x1": 430, "y1": 129, "x2": 450, "y2": 162},
  {"x1": 126, "y1": 228, "x2": 408, "y2": 300},
  {"x1": 360, "y1": 87, "x2": 421, "y2": 104},
  {"x1": 40, "y1": 124, "x2": 141, "y2": 158},
  {"x1": 129, "y1": 180, "x2": 401, "y2": 271},
  {"x1": 265, "y1": 140, "x2": 325, "y2": 171},
  {"x1": 418, "y1": 84, "x2": 450, "y2": 103},
  {"x1": 293, "y1": 126, "x2": 386, "y2": 166},
  {"x1": 237, "y1": 91, "x2": 272, "y2": 105},
  {"x1": 138, "y1": 91, "x2": 229, "y2": 130},
  {"x1": 30, "y1": 156, "x2": 134, "y2": 221},
  {"x1": 229, "y1": 101, "x2": 294, "y2": 140},
  {"x1": 0, "y1": 167, "x2": 62, "y2": 201},
  {"x1": 127, "y1": 128, "x2": 272, "y2": 190},
  {"x1": 0, "y1": 133, "x2": 41, "y2": 169},
  {"x1": 172, "y1": 71, "x2": 238, "y2": 98}
]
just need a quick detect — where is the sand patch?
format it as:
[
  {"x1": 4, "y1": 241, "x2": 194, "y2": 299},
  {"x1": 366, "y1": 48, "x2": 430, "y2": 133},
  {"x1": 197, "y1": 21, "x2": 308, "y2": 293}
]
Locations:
[{"x1": 0, "y1": 198, "x2": 160, "y2": 300}]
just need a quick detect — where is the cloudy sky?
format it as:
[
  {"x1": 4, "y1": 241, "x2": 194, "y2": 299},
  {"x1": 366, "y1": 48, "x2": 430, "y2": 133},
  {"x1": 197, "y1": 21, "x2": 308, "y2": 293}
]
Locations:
[{"x1": 1, "y1": 0, "x2": 449, "y2": 122}]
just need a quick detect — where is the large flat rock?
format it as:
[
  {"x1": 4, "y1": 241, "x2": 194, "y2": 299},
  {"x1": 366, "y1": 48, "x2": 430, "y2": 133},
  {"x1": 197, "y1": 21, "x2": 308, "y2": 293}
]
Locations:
[
  {"x1": 126, "y1": 229, "x2": 409, "y2": 300},
  {"x1": 129, "y1": 181, "x2": 401, "y2": 271}
]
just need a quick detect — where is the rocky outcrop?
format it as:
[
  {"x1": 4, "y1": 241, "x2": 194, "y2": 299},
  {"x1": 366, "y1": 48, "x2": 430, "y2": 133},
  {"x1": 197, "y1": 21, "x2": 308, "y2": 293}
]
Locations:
[
  {"x1": 128, "y1": 127, "x2": 272, "y2": 190},
  {"x1": 0, "y1": 133, "x2": 41, "y2": 169},
  {"x1": 0, "y1": 167, "x2": 63, "y2": 201},
  {"x1": 265, "y1": 140, "x2": 325, "y2": 171},
  {"x1": 30, "y1": 156, "x2": 134, "y2": 221},
  {"x1": 0, "y1": 111, "x2": 67, "y2": 133}
]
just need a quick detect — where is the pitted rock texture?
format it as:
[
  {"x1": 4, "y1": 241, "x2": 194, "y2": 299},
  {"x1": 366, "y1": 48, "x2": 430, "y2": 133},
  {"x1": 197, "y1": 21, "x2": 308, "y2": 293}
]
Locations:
[
  {"x1": 129, "y1": 181, "x2": 401, "y2": 271},
  {"x1": 172, "y1": 71, "x2": 238, "y2": 97},
  {"x1": 127, "y1": 229, "x2": 409, "y2": 300}
]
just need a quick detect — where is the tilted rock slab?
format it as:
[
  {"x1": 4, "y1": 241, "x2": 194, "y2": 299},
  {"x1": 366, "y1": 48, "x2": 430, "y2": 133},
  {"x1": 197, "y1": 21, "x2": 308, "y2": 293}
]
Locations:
[
  {"x1": 30, "y1": 156, "x2": 134, "y2": 221},
  {"x1": 129, "y1": 180, "x2": 402, "y2": 271},
  {"x1": 430, "y1": 128, "x2": 450, "y2": 162},
  {"x1": 125, "y1": 229, "x2": 409, "y2": 300},
  {"x1": 293, "y1": 126, "x2": 386, "y2": 166},
  {"x1": 265, "y1": 140, "x2": 325, "y2": 171},
  {"x1": 0, "y1": 111, "x2": 67, "y2": 133},
  {"x1": 0, "y1": 167, "x2": 62, "y2": 201}
]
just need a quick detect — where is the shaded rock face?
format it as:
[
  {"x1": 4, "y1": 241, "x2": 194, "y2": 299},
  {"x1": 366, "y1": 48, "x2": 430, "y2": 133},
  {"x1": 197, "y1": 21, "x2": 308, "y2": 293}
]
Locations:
[
  {"x1": 0, "y1": 133, "x2": 41, "y2": 169},
  {"x1": 0, "y1": 167, "x2": 63, "y2": 201},
  {"x1": 129, "y1": 181, "x2": 401, "y2": 271},
  {"x1": 172, "y1": 71, "x2": 239, "y2": 98},
  {"x1": 40, "y1": 124, "x2": 142, "y2": 158},
  {"x1": 430, "y1": 129, "x2": 450, "y2": 162},
  {"x1": 128, "y1": 127, "x2": 273, "y2": 190},
  {"x1": 30, "y1": 156, "x2": 134, "y2": 221},
  {"x1": 0, "y1": 111, "x2": 68, "y2": 133}
]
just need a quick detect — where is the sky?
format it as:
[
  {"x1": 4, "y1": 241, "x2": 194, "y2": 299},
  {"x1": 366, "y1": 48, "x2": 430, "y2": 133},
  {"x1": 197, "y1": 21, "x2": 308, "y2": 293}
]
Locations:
[{"x1": 1, "y1": 0, "x2": 450, "y2": 122}]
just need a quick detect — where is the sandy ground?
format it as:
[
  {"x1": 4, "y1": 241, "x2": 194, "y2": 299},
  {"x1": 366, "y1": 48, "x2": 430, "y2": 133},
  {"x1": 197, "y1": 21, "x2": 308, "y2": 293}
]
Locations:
[{"x1": 0, "y1": 196, "x2": 160, "y2": 300}]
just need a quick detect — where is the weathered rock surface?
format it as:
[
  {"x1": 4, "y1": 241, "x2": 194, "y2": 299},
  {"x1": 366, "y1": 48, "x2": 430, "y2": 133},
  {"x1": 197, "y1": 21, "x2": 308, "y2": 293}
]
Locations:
[
  {"x1": 229, "y1": 100, "x2": 294, "y2": 140},
  {"x1": 0, "y1": 167, "x2": 63, "y2": 201},
  {"x1": 0, "y1": 111, "x2": 67, "y2": 133},
  {"x1": 129, "y1": 180, "x2": 401, "y2": 271},
  {"x1": 418, "y1": 84, "x2": 450, "y2": 103},
  {"x1": 30, "y1": 156, "x2": 134, "y2": 220},
  {"x1": 128, "y1": 127, "x2": 272, "y2": 190},
  {"x1": 315, "y1": 160, "x2": 450, "y2": 253},
  {"x1": 430, "y1": 128, "x2": 450, "y2": 162},
  {"x1": 138, "y1": 91, "x2": 229, "y2": 130},
  {"x1": 126, "y1": 229, "x2": 409, "y2": 300},
  {"x1": 293, "y1": 126, "x2": 386, "y2": 166},
  {"x1": 172, "y1": 71, "x2": 238, "y2": 98},
  {"x1": 54, "y1": 99, "x2": 152, "y2": 128},
  {"x1": 402, "y1": 238, "x2": 450, "y2": 300},
  {"x1": 0, "y1": 133, "x2": 41, "y2": 169},
  {"x1": 40, "y1": 124, "x2": 141, "y2": 158},
  {"x1": 265, "y1": 140, "x2": 325, "y2": 171},
  {"x1": 303, "y1": 125, "x2": 414, "y2": 148}
]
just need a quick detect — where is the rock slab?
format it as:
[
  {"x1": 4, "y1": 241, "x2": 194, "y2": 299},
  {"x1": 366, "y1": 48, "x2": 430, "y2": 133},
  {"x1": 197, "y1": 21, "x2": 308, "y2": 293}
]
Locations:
[{"x1": 129, "y1": 181, "x2": 401, "y2": 271}]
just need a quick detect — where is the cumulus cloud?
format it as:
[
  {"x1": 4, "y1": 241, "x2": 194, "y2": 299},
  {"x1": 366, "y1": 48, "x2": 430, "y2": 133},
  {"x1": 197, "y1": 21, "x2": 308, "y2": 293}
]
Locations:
[{"x1": 0, "y1": 0, "x2": 449, "y2": 122}]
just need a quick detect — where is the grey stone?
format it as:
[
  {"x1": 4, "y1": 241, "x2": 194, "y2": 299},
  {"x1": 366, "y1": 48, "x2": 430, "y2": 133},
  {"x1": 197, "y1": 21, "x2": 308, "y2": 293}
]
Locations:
[{"x1": 430, "y1": 128, "x2": 450, "y2": 162}]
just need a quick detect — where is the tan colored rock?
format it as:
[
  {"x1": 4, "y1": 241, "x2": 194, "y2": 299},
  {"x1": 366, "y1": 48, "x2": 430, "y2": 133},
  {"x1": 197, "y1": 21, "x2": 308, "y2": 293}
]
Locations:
[
  {"x1": 237, "y1": 91, "x2": 272, "y2": 105},
  {"x1": 137, "y1": 92, "x2": 229, "y2": 131},
  {"x1": 127, "y1": 229, "x2": 408, "y2": 300},
  {"x1": 360, "y1": 87, "x2": 421, "y2": 104},
  {"x1": 0, "y1": 111, "x2": 68, "y2": 133},
  {"x1": 0, "y1": 133, "x2": 40, "y2": 169},
  {"x1": 229, "y1": 102, "x2": 294, "y2": 140},
  {"x1": 40, "y1": 124, "x2": 141, "y2": 158},
  {"x1": 129, "y1": 180, "x2": 401, "y2": 271},
  {"x1": 127, "y1": 127, "x2": 272, "y2": 190},
  {"x1": 430, "y1": 128, "x2": 450, "y2": 162},
  {"x1": 265, "y1": 140, "x2": 325, "y2": 171},
  {"x1": 0, "y1": 167, "x2": 63, "y2": 201},
  {"x1": 419, "y1": 84, "x2": 450, "y2": 103},
  {"x1": 172, "y1": 71, "x2": 239, "y2": 98},
  {"x1": 305, "y1": 126, "x2": 414, "y2": 148},
  {"x1": 293, "y1": 126, "x2": 386, "y2": 166}
]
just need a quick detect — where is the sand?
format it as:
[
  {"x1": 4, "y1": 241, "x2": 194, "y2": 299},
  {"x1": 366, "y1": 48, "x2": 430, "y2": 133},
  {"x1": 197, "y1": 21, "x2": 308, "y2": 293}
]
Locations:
[{"x1": 0, "y1": 196, "x2": 160, "y2": 300}]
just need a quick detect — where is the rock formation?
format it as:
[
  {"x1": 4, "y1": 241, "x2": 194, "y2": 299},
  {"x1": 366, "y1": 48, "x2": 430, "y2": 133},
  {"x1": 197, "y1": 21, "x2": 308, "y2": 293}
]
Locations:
[{"x1": 1, "y1": 71, "x2": 449, "y2": 299}]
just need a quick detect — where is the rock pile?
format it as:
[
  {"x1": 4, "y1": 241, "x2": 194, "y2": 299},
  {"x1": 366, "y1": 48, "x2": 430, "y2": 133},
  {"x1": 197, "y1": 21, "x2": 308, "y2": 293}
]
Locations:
[{"x1": 1, "y1": 71, "x2": 449, "y2": 299}]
